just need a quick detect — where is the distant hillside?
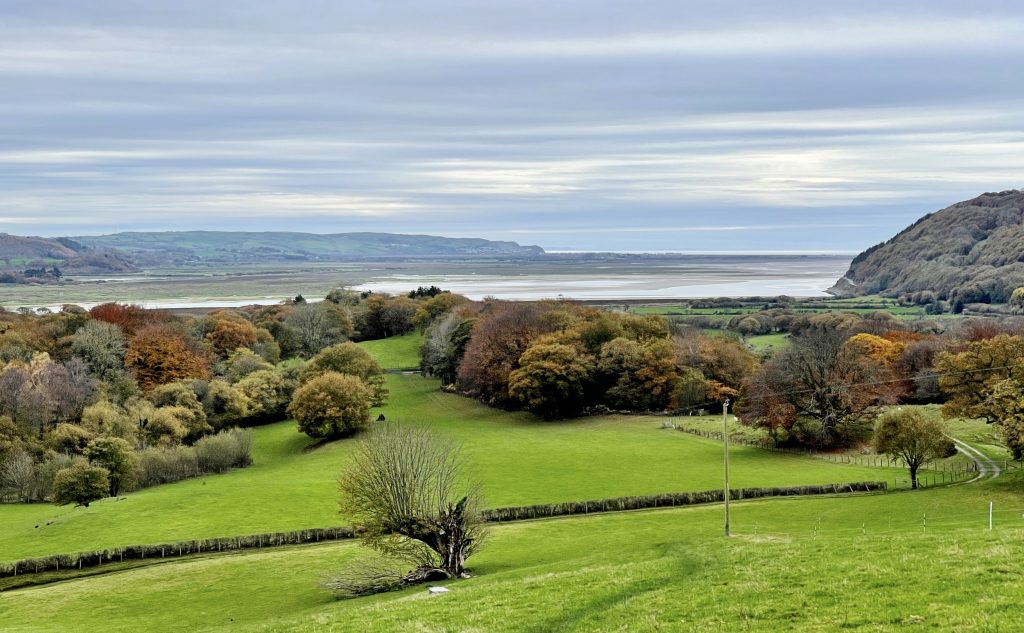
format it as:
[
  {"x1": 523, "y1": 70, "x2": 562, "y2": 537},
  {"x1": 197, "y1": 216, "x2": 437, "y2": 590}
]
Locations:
[
  {"x1": 0, "y1": 234, "x2": 80, "y2": 262},
  {"x1": 829, "y1": 189, "x2": 1024, "y2": 304},
  {"x1": 71, "y1": 231, "x2": 545, "y2": 262}
]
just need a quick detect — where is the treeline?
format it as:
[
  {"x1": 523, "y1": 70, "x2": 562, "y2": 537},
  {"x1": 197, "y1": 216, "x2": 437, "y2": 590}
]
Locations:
[
  {"x1": 420, "y1": 300, "x2": 757, "y2": 419},
  {"x1": 0, "y1": 287, "x2": 462, "y2": 505},
  {"x1": 418, "y1": 296, "x2": 1024, "y2": 455}
]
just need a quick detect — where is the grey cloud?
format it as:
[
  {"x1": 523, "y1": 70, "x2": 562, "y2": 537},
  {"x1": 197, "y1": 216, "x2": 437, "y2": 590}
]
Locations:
[{"x1": 1, "y1": 1, "x2": 1022, "y2": 251}]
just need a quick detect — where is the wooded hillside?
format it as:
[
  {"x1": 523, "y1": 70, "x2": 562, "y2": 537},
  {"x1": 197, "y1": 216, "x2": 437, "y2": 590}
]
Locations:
[{"x1": 829, "y1": 190, "x2": 1024, "y2": 305}]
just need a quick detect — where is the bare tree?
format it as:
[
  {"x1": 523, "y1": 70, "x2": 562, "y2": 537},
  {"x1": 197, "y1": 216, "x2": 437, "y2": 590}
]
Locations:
[
  {"x1": 40, "y1": 359, "x2": 98, "y2": 424},
  {"x1": 1, "y1": 450, "x2": 36, "y2": 503},
  {"x1": 336, "y1": 424, "x2": 486, "y2": 594}
]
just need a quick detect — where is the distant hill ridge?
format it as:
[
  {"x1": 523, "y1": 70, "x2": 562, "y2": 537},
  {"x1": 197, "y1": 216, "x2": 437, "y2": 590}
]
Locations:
[
  {"x1": 829, "y1": 189, "x2": 1024, "y2": 304},
  {"x1": 0, "y1": 234, "x2": 80, "y2": 261},
  {"x1": 70, "y1": 231, "x2": 545, "y2": 262}
]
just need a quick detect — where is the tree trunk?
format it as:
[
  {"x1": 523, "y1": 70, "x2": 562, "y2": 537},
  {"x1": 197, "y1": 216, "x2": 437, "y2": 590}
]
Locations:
[{"x1": 910, "y1": 463, "x2": 919, "y2": 489}]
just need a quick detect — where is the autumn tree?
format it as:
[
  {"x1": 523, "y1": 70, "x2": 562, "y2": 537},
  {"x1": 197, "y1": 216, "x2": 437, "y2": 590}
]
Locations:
[
  {"x1": 301, "y1": 342, "x2": 388, "y2": 407},
  {"x1": 85, "y1": 437, "x2": 137, "y2": 496},
  {"x1": 125, "y1": 325, "x2": 211, "y2": 390},
  {"x1": 739, "y1": 328, "x2": 899, "y2": 447},
  {"x1": 148, "y1": 382, "x2": 212, "y2": 441},
  {"x1": 936, "y1": 334, "x2": 1024, "y2": 422},
  {"x1": 236, "y1": 369, "x2": 293, "y2": 423},
  {"x1": 205, "y1": 318, "x2": 259, "y2": 358},
  {"x1": 845, "y1": 332, "x2": 906, "y2": 367},
  {"x1": 71, "y1": 320, "x2": 126, "y2": 378},
  {"x1": 597, "y1": 337, "x2": 678, "y2": 411},
  {"x1": 508, "y1": 335, "x2": 592, "y2": 418},
  {"x1": 89, "y1": 303, "x2": 163, "y2": 337},
  {"x1": 222, "y1": 348, "x2": 273, "y2": 382},
  {"x1": 457, "y1": 302, "x2": 560, "y2": 405},
  {"x1": 288, "y1": 372, "x2": 373, "y2": 439},
  {"x1": 873, "y1": 408, "x2": 952, "y2": 489},
  {"x1": 201, "y1": 379, "x2": 252, "y2": 430},
  {"x1": 334, "y1": 424, "x2": 486, "y2": 594},
  {"x1": 412, "y1": 293, "x2": 469, "y2": 331}
]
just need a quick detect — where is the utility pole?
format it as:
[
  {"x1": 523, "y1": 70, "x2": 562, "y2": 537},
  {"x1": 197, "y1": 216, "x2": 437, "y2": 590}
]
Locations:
[{"x1": 723, "y1": 397, "x2": 731, "y2": 537}]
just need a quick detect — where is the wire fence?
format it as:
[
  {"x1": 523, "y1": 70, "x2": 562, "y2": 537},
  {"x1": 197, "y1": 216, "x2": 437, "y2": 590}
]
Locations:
[
  {"x1": 737, "y1": 507, "x2": 1024, "y2": 541},
  {"x1": 672, "y1": 424, "x2": 994, "y2": 486}
]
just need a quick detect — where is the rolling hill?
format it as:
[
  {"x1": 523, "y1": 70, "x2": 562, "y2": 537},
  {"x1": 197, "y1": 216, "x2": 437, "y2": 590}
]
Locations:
[
  {"x1": 71, "y1": 231, "x2": 544, "y2": 263},
  {"x1": 829, "y1": 189, "x2": 1024, "y2": 304},
  {"x1": 0, "y1": 234, "x2": 80, "y2": 261}
]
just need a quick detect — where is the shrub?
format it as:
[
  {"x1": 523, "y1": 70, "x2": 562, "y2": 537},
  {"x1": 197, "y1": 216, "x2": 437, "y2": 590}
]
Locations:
[
  {"x1": 133, "y1": 428, "x2": 253, "y2": 488},
  {"x1": 289, "y1": 372, "x2": 373, "y2": 439},
  {"x1": 52, "y1": 462, "x2": 109, "y2": 507},
  {"x1": 195, "y1": 428, "x2": 253, "y2": 473},
  {"x1": 134, "y1": 446, "x2": 199, "y2": 488}
]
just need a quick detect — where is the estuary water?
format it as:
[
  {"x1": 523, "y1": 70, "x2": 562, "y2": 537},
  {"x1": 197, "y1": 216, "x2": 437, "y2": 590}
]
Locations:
[
  {"x1": 354, "y1": 256, "x2": 849, "y2": 301},
  {"x1": 19, "y1": 254, "x2": 850, "y2": 311}
]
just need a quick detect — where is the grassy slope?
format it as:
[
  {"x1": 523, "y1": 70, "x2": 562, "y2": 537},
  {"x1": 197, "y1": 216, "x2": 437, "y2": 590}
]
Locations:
[
  {"x1": 4, "y1": 475, "x2": 1023, "y2": 632},
  {"x1": 745, "y1": 332, "x2": 789, "y2": 351},
  {"x1": 0, "y1": 335, "x2": 899, "y2": 561},
  {"x1": 356, "y1": 332, "x2": 423, "y2": 370}
]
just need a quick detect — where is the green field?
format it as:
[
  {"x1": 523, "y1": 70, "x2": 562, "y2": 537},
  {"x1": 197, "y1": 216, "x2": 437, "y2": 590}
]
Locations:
[
  {"x1": 356, "y1": 332, "x2": 423, "y2": 370},
  {"x1": 0, "y1": 335, "x2": 901, "y2": 561},
  {"x1": 3, "y1": 478, "x2": 1023, "y2": 632},
  {"x1": 1, "y1": 334, "x2": 1020, "y2": 632},
  {"x1": 0, "y1": 376, "x2": 902, "y2": 561},
  {"x1": 744, "y1": 332, "x2": 790, "y2": 351}
]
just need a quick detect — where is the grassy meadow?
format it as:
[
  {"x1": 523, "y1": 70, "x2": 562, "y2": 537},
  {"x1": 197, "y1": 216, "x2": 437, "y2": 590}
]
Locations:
[
  {"x1": 0, "y1": 334, "x2": 901, "y2": 561},
  {"x1": 4, "y1": 477, "x2": 1023, "y2": 632},
  {"x1": 2, "y1": 333, "x2": 1022, "y2": 632}
]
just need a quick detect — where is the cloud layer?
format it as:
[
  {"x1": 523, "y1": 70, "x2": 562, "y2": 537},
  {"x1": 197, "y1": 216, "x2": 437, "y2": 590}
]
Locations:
[{"x1": 3, "y1": 1, "x2": 1023, "y2": 251}]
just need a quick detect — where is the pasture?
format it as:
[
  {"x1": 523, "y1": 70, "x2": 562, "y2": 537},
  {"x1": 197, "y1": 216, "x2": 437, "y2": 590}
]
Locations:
[
  {"x1": 4, "y1": 476, "x2": 1023, "y2": 632},
  {"x1": 0, "y1": 334, "x2": 900, "y2": 561},
  {"x1": 1, "y1": 333, "x2": 1020, "y2": 633}
]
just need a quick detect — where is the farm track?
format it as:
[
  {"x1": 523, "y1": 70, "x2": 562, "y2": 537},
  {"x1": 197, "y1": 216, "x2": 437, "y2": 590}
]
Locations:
[{"x1": 949, "y1": 438, "x2": 1002, "y2": 485}]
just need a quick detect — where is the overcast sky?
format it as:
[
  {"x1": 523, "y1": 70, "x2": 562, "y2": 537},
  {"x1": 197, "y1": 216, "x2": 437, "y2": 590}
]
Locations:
[{"x1": 2, "y1": 1, "x2": 1023, "y2": 252}]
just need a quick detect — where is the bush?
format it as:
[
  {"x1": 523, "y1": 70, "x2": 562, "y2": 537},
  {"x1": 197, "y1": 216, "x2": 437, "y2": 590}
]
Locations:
[
  {"x1": 289, "y1": 372, "x2": 373, "y2": 439},
  {"x1": 134, "y1": 446, "x2": 199, "y2": 488},
  {"x1": 134, "y1": 428, "x2": 253, "y2": 488},
  {"x1": 52, "y1": 462, "x2": 109, "y2": 507},
  {"x1": 33, "y1": 454, "x2": 77, "y2": 502},
  {"x1": 195, "y1": 428, "x2": 253, "y2": 473}
]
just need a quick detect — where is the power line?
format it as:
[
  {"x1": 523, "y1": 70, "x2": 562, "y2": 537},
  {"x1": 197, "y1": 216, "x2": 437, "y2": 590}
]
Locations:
[{"x1": 676, "y1": 360, "x2": 1024, "y2": 410}]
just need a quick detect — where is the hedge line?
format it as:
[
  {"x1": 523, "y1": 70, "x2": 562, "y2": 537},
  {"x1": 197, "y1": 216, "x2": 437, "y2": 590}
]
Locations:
[
  {"x1": 0, "y1": 481, "x2": 884, "y2": 579},
  {"x1": 0, "y1": 526, "x2": 355, "y2": 579},
  {"x1": 481, "y1": 481, "x2": 887, "y2": 522}
]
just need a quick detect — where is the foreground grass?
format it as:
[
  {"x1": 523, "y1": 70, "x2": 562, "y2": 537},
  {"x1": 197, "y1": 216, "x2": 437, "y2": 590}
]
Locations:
[{"x1": 4, "y1": 475, "x2": 1023, "y2": 632}]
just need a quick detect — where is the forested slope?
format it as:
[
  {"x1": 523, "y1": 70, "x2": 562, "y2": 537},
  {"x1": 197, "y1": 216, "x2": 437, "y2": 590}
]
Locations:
[{"x1": 829, "y1": 189, "x2": 1024, "y2": 304}]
